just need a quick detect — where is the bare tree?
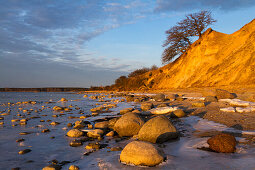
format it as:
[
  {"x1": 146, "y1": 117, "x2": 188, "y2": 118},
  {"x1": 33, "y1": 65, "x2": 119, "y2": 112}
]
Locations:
[{"x1": 162, "y1": 10, "x2": 216, "y2": 64}]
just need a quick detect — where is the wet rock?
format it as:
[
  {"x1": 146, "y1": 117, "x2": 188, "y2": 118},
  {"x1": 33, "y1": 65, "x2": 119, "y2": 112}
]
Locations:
[
  {"x1": 85, "y1": 142, "x2": 101, "y2": 150},
  {"x1": 59, "y1": 98, "x2": 68, "y2": 102},
  {"x1": 141, "y1": 103, "x2": 154, "y2": 111},
  {"x1": 172, "y1": 109, "x2": 186, "y2": 118},
  {"x1": 138, "y1": 115, "x2": 178, "y2": 143},
  {"x1": 67, "y1": 129, "x2": 84, "y2": 138},
  {"x1": 216, "y1": 89, "x2": 236, "y2": 99},
  {"x1": 18, "y1": 149, "x2": 31, "y2": 155},
  {"x1": 114, "y1": 112, "x2": 144, "y2": 137},
  {"x1": 16, "y1": 138, "x2": 25, "y2": 142},
  {"x1": 69, "y1": 139, "x2": 83, "y2": 147},
  {"x1": 126, "y1": 95, "x2": 134, "y2": 102},
  {"x1": 149, "y1": 106, "x2": 178, "y2": 114},
  {"x1": 69, "y1": 165, "x2": 79, "y2": 170},
  {"x1": 42, "y1": 129, "x2": 50, "y2": 133},
  {"x1": 192, "y1": 102, "x2": 205, "y2": 107},
  {"x1": 120, "y1": 141, "x2": 164, "y2": 166},
  {"x1": 67, "y1": 123, "x2": 73, "y2": 127},
  {"x1": 42, "y1": 164, "x2": 61, "y2": 170},
  {"x1": 205, "y1": 96, "x2": 218, "y2": 102},
  {"x1": 50, "y1": 122, "x2": 60, "y2": 126},
  {"x1": 108, "y1": 118, "x2": 119, "y2": 129},
  {"x1": 110, "y1": 146, "x2": 122, "y2": 151},
  {"x1": 53, "y1": 106, "x2": 64, "y2": 111},
  {"x1": 119, "y1": 108, "x2": 134, "y2": 115},
  {"x1": 87, "y1": 129, "x2": 104, "y2": 138},
  {"x1": 73, "y1": 120, "x2": 86, "y2": 129},
  {"x1": 19, "y1": 132, "x2": 31, "y2": 135},
  {"x1": 94, "y1": 121, "x2": 109, "y2": 129},
  {"x1": 157, "y1": 104, "x2": 168, "y2": 108},
  {"x1": 207, "y1": 133, "x2": 237, "y2": 153},
  {"x1": 152, "y1": 93, "x2": 165, "y2": 102},
  {"x1": 106, "y1": 131, "x2": 115, "y2": 137}
]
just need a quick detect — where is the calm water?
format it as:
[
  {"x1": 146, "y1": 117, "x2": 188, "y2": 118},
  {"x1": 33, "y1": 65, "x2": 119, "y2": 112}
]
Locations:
[{"x1": 0, "y1": 92, "x2": 255, "y2": 170}]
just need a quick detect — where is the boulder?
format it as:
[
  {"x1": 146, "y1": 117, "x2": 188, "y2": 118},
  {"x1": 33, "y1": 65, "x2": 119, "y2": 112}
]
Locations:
[
  {"x1": 216, "y1": 89, "x2": 236, "y2": 99},
  {"x1": 207, "y1": 133, "x2": 237, "y2": 153},
  {"x1": 152, "y1": 93, "x2": 165, "y2": 102},
  {"x1": 205, "y1": 96, "x2": 218, "y2": 102},
  {"x1": 120, "y1": 141, "x2": 165, "y2": 166},
  {"x1": 192, "y1": 102, "x2": 205, "y2": 107},
  {"x1": 94, "y1": 121, "x2": 109, "y2": 129},
  {"x1": 114, "y1": 112, "x2": 144, "y2": 137},
  {"x1": 119, "y1": 108, "x2": 134, "y2": 115},
  {"x1": 67, "y1": 129, "x2": 84, "y2": 138},
  {"x1": 108, "y1": 118, "x2": 119, "y2": 129},
  {"x1": 172, "y1": 109, "x2": 186, "y2": 118},
  {"x1": 141, "y1": 103, "x2": 154, "y2": 111},
  {"x1": 138, "y1": 115, "x2": 178, "y2": 143}
]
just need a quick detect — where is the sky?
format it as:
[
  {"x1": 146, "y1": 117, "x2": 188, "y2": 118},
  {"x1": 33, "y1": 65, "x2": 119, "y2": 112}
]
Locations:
[{"x1": 0, "y1": 0, "x2": 255, "y2": 88}]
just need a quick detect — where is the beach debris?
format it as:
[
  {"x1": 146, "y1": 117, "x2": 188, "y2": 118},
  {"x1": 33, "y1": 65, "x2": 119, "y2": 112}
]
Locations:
[
  {"x1": 120, "y1": 141, "x2": 165, "y2": 166},
  {"x1": 114, "y1": 112, "x2": 144, "y2": 137},
  {"x1": 207, "y1": 133, "x2": 237, "y2": 153},
  {"x1": 149, "y1": 106, "x2": 179, "y2": 114},
  {"x1": 138, "y1": 115, "x2": 178, "y2": 143}
]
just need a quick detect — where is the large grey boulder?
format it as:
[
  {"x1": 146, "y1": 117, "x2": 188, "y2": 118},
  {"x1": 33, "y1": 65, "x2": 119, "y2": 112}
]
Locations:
[
  {"x1": 138, "y1": 115, "x2": 178, "y2": 143},
  {"x1": 114, "y1": 112, "x2": 144, "y2": 137}
]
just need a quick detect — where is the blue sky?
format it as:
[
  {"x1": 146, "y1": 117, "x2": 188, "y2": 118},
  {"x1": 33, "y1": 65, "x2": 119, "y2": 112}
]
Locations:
[{"x1": 0, "y1": 0, "x2": 255, "y2": 88}]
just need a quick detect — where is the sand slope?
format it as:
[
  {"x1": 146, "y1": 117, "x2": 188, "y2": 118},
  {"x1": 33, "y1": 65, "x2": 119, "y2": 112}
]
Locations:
[{"x1": 146, "y1": 19, "x2": 255, "y2": 89}]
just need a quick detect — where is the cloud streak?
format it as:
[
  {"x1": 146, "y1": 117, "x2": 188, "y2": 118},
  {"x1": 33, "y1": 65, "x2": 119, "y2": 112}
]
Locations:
[{"x1": 155, "y1": 0, "x2": 255, "y2": 12}]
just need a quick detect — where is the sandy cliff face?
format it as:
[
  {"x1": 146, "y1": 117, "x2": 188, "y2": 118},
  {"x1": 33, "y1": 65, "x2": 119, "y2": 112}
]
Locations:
[{"x1": 146, "y1": 19, "x2": 255, "y2": 89}]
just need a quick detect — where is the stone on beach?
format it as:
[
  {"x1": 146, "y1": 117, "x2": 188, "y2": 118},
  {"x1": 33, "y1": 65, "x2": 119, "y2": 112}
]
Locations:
[
  {"x1": 69, "y1": 165, "x2": 79, "y2": 170},
  {"x1": 140, "y1": 103, "x2": 154, "y2": 111},
  {"x1": 120, "y1": 141, "x2": 165, "y2": 166},
  {"x1": 152, "y1": 93, "x2": 165, "y2": 102},
  {"x1": 59, "y1": 98, "x2": 68, "y2": 102},
  {"x1": 86, "y1": 129, "x2": 104, "y2": 138},
  {"x1": 216, "y1": 89, "x2": 236, "y2": 99},
  {"x1": 138, "y1": 115, "x2": 178, "y2": 143},
  {"x1": 149, "y1": 106, "x2": 178, "y2": 114},
  {"x1": 42, "y1": 165, "x2": 61, "y2": 170},
  {"x1": 205, "y1": 96, "x2": 218, "y2": 102},
  {"x1": 67, "y1": 129, "x2": 84, "y2": 138},
  {"x1": 119, "y1": 108, "x2": 134, "y2": 115},
  {"x1": 192, "y1": 102, "x2": 205, "y2": 107},
  {"x1": 114, "y1": 112, "x2": 144, "y2": 137},
  {"x1": 53, "y1": 106, "x2": 64, "y2": 111},
  {"x1": 18, "y1": 149, "x2": 31, "y2": 155},
  {"x1": 207, "y1": 133, "x2": 237, "y2": 153},
  {"x1": 172, "y1": 109, "x2": 186, "y2": 118},
  {"x1": 94, "y1": 121, "x2": 109, "y2": 129}
]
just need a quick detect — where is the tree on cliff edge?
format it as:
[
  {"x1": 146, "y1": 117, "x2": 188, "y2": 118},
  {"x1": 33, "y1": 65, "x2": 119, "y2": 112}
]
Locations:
[{"x1": 162, "y1": 10, "x2": 216, "y2": 64}]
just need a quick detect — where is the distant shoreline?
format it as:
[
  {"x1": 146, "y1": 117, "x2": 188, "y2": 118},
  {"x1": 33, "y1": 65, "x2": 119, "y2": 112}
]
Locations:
[{"x1": 0, "y1": 87, "x2": 89, "y2": 92}]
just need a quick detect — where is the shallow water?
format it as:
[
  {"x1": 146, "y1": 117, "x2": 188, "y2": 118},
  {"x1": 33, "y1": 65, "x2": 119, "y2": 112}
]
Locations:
[{"x1": 0, "y1": 92, "x2": 255, "y2": 170}]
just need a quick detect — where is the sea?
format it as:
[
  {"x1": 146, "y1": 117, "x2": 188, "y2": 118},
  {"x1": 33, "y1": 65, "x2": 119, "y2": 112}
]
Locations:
[{"x1": 0, "y1": 92, "x2": 255, "y2": 170}]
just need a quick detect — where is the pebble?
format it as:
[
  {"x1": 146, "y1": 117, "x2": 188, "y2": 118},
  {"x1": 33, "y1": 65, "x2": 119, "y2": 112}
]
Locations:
[{"x1": 18, "y1": 149, "x2": 31, "y2": 155}]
